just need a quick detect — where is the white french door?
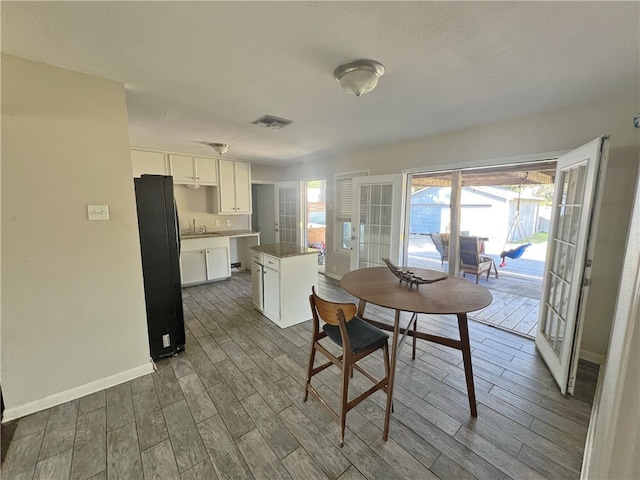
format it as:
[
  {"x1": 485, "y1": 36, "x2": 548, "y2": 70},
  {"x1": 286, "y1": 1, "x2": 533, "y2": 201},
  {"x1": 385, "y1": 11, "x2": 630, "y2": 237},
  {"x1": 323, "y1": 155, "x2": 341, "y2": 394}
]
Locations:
[
  {"x1": 535, "y1": 136, "x2": 609, "y2": 394},
  {"x1": 274, "y1": 182, "x2": 301, "y2": 245},
  {"x1": 350, "y1": 174, "x2": 403, "y2": 270}
]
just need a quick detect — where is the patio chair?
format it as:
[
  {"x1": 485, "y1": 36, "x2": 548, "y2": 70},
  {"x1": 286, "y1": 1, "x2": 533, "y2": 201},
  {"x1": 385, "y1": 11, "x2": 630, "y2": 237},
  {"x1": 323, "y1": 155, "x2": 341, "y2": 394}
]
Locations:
[
  {"x1": 459, "y1": 235, "x2": 499, "y2": 284},
  {"x1": 431, "y1": 233, "x2": 449, "y2": 266}
]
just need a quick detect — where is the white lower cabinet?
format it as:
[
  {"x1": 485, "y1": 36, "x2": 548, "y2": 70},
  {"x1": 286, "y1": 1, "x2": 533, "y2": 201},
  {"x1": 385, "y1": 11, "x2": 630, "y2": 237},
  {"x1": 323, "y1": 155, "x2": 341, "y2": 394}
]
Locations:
[
  {"x1": 180, "y1": 250, "x2": 207, "y2": 285},
  {"x1": 205, "y1": 247, "x2": 230, "y2": 281},
  {"x1": 262, "y1": 266, "x2": 281, "y2": 323},
  {"x1": 180, "y1": 237, "x2": 231, "y2": 286},
  {"x1": 251, "y1": 261, "x2": 264, "y2": 310}
]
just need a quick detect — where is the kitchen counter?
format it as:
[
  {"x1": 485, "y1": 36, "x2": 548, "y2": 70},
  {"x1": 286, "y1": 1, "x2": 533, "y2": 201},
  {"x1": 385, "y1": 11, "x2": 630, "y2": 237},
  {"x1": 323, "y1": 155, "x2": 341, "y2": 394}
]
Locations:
[
  {"x1": 251, "y1": 243, "x2": 317, "y2": 259},
  {"x1": 181, "y1": 230, "x2": 258, "y2": 239}
]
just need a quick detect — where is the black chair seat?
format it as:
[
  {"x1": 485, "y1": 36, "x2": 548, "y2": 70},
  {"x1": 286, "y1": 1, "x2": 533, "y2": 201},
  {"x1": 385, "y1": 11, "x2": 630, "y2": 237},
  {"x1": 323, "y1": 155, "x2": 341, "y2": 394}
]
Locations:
[{"x1": 324, "y1": 316, "x2": 389, "y2": 354}]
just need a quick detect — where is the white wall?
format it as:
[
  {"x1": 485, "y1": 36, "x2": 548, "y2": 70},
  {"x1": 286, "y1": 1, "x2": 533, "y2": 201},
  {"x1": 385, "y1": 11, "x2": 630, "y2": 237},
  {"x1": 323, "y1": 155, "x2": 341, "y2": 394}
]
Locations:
[
  {"x1": 582, "y1": 169, "x2": 640, "y2": 479},
  {"x1": 287, "y1": 92, "x2": 639, "y2": 359},
  {"x1": 251, "y1": 163, "x2": 286, "y2": 183},
  {"x1": 580, "y1": 144, "x2": 638, "y2": 359},
  {"x1": 1, "y1": 55, "x2": 153, "y2": 418}
]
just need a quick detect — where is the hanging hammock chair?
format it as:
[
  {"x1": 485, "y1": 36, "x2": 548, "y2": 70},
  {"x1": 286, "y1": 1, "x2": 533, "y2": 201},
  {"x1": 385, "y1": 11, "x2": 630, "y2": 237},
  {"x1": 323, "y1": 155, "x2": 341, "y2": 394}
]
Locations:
[{"x1": 499, "y1": 175, "x2": 532, "y2": 267}]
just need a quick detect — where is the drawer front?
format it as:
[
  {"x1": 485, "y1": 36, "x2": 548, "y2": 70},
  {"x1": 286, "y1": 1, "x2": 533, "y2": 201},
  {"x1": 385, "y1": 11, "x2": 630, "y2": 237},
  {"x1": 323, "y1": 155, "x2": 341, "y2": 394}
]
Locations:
[
  {"x1": 263, "y1": 255, "x2": 280, "y2": 271},
  {"x1": 250, "y1": 251, "x2": 264, "y2": 265}
]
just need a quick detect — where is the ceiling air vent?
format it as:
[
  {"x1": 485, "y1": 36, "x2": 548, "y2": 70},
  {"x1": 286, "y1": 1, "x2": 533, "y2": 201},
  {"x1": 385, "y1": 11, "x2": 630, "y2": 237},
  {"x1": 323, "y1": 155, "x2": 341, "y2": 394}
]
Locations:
[{"x1": 252, "y1": 115, "x2": 293, "y2": 129}]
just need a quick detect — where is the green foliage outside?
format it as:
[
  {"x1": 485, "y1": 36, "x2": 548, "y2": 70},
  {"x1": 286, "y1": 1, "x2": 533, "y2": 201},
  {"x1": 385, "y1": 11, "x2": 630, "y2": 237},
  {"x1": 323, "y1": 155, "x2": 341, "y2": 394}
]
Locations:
[
  {"x1": 503, "y1": 184, "x2": 555, "y2": 206},
  {"x1": 528, "y1": 232, "x2": 549, "y2": 243}
]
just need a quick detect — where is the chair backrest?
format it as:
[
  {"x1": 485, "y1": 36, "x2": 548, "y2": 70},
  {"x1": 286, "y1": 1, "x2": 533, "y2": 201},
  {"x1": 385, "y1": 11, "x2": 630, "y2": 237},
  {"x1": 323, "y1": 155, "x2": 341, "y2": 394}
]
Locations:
[
  {"x1": 309, "y1": 286, "x2": 357, "y2": 326},
  {"x1": 459, "y1": 236, "x2": 481, "y2": 266},
  {"x1": 432, "y1": 233, "x2": 445, "y2": 256}
]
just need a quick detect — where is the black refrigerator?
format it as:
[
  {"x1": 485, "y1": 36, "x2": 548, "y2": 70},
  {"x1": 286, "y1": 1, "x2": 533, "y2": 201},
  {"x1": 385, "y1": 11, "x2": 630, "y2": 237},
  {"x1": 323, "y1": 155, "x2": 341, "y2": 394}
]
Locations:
[{"x1": 134, "y1": 175, "x2": 185, "y2": 360}]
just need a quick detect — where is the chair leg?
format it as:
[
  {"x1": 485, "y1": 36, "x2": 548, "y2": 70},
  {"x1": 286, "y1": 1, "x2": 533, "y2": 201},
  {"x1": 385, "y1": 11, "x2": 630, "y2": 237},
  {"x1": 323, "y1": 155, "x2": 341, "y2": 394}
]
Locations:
[
  {"x1": 411, "y1": 314, "x2": 418, "y2": 360},
  {"x1": 475, "y1": 273, "x2": 479, "y2": 284},
  {"x1": 381, "y1": 340, "x2": 393, "y2": 414},
  {"x1": 486, "y1": 268, "x2": 490, "y2": 282},
  {"x1": 339, "y1": 361, "x2": 350, "y2": 448},
  {"x1": 304, "y1": 340, "x2": 317, "y2": 402}
]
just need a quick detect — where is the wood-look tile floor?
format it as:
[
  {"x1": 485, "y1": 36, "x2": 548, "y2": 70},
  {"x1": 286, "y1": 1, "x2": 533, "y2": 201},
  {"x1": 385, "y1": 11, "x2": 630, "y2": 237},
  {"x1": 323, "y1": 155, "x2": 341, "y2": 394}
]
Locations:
[{"x1": 1, "y1": 272, "x2": 594, "y2": 480}]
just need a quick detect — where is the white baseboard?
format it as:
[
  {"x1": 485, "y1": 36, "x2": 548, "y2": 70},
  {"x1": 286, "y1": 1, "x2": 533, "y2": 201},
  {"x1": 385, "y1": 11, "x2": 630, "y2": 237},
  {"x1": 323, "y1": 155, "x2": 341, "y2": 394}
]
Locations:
[
  {"x1": 579, "y1": 349, "x2": 605, "y2": 365},
  {"x1": 323, "y1": 271, "x2": 342, "y2": 281},
  {"x1": 581, "y1": 359, "x2": 607, "y2": 476},
  {"x1": 2, "y1": 362, "x2": 155, "y2": 423}
]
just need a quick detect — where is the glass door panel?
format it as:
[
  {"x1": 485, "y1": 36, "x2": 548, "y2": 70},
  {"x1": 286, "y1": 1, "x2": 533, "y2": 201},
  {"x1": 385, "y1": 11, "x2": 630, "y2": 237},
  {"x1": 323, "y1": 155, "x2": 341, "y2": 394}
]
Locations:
[
  {"x1": 535, "y1": 137, "x2": 608, "y2": 394},
  {"x1": 351, "y1": 175, "x2": 403, "y2": 271},
  {"x1": 275, "y1": 183, "x2": 300, "y2": 245}
]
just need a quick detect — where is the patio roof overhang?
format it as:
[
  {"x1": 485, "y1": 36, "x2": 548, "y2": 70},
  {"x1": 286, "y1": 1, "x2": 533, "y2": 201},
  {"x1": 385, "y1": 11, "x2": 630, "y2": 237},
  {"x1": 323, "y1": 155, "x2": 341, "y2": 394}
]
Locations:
[{"x1": 412, "y1": 161, "x2": 557, "y2": 187}]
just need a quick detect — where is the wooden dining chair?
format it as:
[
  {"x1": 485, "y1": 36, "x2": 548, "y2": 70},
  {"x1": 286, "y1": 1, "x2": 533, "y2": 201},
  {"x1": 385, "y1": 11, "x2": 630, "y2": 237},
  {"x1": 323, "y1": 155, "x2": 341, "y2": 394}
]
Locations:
[
  {"x1": 305, "y1": 286, "x2": 390, "y2": 447},
  {"x1": 459, "y1": 235, "x2": 499, "y2": 283}
]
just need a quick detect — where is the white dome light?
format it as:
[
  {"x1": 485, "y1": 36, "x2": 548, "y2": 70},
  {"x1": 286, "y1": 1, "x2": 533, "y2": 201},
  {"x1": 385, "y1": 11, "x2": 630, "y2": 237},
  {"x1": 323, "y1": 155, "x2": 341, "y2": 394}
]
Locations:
[{"x1": 334, "y1": 59, "x2": 385, "y2": 97}]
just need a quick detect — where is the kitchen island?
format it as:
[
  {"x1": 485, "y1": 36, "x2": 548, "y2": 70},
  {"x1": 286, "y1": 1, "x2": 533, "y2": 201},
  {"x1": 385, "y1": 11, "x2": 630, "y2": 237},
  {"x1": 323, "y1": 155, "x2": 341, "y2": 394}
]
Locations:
[{"x1": 251, "y1": 243, "x2": 318, "y2": 328}]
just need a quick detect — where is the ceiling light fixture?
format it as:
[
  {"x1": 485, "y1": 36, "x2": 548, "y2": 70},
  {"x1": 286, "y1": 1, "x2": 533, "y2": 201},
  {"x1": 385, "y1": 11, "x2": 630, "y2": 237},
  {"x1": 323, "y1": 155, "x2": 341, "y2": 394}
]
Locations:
[
  {"x1": 208, "y1": 143, "x2": 229, "y2": 155},
  {"x1": 334, "y1": 59, "x2": 385, "y2": 96}
]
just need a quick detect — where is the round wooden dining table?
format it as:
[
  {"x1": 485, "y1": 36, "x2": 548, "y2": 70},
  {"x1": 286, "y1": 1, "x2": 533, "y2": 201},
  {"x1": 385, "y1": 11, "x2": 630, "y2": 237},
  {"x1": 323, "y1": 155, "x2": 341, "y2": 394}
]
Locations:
[{"x1": 341, "y1": 266, "x2": 493, "y2": 440}]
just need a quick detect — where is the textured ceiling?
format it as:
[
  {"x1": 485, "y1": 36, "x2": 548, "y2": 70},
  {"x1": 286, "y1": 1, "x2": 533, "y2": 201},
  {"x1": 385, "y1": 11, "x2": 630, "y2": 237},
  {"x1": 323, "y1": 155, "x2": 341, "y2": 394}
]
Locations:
[{"x1": 2, "y1": 2, "x2": 638, "y2": 166}]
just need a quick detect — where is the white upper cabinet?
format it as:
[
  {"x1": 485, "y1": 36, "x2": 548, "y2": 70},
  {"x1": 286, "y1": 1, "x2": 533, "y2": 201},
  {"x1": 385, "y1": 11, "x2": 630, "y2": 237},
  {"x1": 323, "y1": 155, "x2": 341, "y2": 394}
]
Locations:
[
  {"x1": 196, "y1": 157, "x2": 218, "y2": 185},
  {"x1": 170, "y1": 154, "x2": 195, "y2": 183},
  {"x1": 131, "y1": 149, "x2": 168, "y2": 177},
  {"x1": 169, "y1": 155, "x2": 218, "y2": 185},
  {"x1": 217, "y1": 159, "x2": 252, "y2": 214}
]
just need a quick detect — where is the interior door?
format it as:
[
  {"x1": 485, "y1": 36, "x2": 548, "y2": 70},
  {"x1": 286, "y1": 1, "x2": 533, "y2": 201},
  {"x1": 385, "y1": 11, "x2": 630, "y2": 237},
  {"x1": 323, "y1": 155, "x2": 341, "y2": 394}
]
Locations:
[
  {"x1": 252, "y1": 184, "x2": 276, "y2": 244},
  {"x1": 350, "y1": 174, "x2": 403, "y2": 270},
  {"x1": 275, "y1": 182, "x2": 301, "y2": 244},
  {"x1": 535, "y1": 136, "x2": 609, "y2": 394}
]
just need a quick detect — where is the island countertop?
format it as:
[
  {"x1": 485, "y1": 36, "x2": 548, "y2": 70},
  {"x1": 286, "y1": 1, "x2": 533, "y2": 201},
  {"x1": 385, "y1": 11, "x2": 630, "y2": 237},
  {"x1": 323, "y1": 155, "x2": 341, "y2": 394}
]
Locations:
[{"x1": 251, "y1": 243, "x2": 318, "y2": 258}]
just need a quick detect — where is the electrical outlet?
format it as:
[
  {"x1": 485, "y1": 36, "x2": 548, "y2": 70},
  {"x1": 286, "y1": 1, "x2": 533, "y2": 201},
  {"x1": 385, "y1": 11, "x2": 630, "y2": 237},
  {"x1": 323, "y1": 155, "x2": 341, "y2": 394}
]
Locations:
[
  {"x1": 215, "y1": 220, "x2": 221, "y2": 227},
  {"x1": 226, "y1": 220, "x2": 232, "y2": 226}
]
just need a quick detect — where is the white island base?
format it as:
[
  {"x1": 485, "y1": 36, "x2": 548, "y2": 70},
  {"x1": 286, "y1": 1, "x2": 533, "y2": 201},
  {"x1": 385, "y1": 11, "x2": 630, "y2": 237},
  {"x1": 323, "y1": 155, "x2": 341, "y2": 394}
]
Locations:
[{"x1": 251, "y1": 244, "x2": 318, "y2": 329}]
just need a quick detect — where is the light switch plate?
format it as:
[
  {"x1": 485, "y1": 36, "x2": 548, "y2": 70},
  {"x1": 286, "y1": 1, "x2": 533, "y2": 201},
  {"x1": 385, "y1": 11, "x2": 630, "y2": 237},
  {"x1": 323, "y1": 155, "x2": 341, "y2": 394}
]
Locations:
[{"x1": 87, "y1": 205, "x2": 110, "y2": 220}]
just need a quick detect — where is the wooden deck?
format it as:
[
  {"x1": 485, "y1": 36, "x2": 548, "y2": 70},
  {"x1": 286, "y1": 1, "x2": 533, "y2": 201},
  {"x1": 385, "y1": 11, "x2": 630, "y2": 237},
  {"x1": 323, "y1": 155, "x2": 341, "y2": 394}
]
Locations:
[{"x1": 408, "y1": 235, "x2": 545, "y2": 338}]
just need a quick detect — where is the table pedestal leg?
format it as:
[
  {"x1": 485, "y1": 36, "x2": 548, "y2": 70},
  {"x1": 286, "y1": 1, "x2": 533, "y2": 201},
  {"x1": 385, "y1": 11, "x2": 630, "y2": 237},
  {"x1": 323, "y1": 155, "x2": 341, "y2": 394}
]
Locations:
[
  {"x1": 457, "y1": 313, "x2": 478, "y2": 417},
  {"x1": 356, "y1": 299, "x2": 367, "y2": 317},
  {"x1": 383, "y1": 309, "x2": 401, "y2": 440}
]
